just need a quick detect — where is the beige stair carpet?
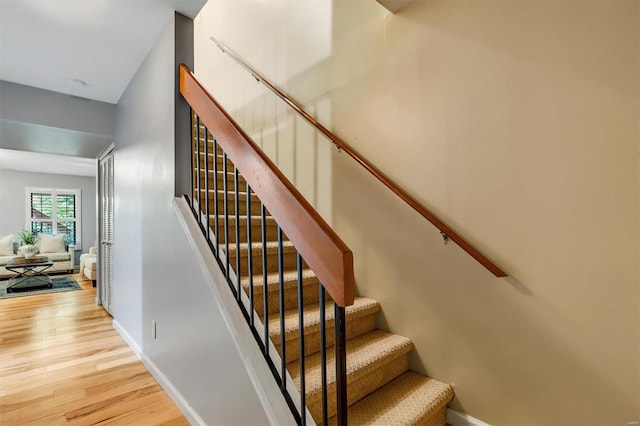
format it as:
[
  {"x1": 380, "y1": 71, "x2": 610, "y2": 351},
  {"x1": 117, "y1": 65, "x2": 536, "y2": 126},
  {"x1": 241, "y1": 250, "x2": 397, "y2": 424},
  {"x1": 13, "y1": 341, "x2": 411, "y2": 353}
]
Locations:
[{"x1": 193, "y1": 135, "x2": 454, "y2": 425}]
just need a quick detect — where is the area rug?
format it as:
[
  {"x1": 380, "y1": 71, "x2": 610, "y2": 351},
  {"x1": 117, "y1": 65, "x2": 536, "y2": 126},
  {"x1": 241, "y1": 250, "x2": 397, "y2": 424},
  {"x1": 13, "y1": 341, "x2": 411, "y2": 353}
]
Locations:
[{"x1": 0, "y1": 276, "x2": 82, "y2": 300}]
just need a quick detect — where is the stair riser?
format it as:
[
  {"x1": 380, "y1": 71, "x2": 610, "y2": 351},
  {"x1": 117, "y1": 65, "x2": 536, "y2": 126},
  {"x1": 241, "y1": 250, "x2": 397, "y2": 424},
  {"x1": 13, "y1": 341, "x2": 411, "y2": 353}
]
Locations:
[
  {"x1": 308, "y1": 356, "x2": 409, "y2": 423},
  {"x1": 215, "y1": 219, "x2": 280, "y2": 245},
  {"x1": 191, "y1": 139, "x2": 224, "y2": 152},
  {"x1": 230, "y1": 248, "x2": 298, "y2": 275},
  {"x1": 191, "y1": 137, "x2": 222, "y2": 149},
  {"x1": 193, "y1": 171, "x2": 248, "y2": 189},
  {"x1": 192, "y1": 184, "x2": 249, "y2": 197},
  {"x1": 193, "y1": 153, "x2": 235, "y2": 170},
  {"x1": 192, "y1": 192, "x2": 263, "y2": 215},
  {"x1": 247, "y1": 280, "x2": 322, "y2": 316},
  {"x1": 192, "y1": 130, "x2": 217, "y2": 143},
  {"x1": 276, "y1": 315, "x2": 376, "y2": 363},
  {"x1": 192, "y1": 124, "x2": 220, "y2": 136}
]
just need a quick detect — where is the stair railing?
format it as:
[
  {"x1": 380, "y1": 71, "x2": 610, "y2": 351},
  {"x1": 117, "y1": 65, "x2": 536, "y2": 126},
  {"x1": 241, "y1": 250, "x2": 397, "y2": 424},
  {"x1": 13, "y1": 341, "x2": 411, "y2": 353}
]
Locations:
[
  {"x1": 180, "y1": 64, "x2": 351, "y2": 425},
  {"x1": 210, "y1": 36, "x2": 507, "y2": 278}
]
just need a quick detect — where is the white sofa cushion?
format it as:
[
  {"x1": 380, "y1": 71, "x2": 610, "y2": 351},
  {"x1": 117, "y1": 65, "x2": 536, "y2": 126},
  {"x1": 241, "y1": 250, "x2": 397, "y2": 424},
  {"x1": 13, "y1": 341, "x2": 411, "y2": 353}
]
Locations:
[
  {"x1": 0, "y1": 255, "x2": 13, "y2": 266},
  {"x1": 39, "y1": 234, "x2": 66, "y2": 253},
  {"x1": 0, "y1": 235, "x2": 14, "y2": 256},
  {"x1": 45, "y1": 252, "x2": 71, "y2": 262}
]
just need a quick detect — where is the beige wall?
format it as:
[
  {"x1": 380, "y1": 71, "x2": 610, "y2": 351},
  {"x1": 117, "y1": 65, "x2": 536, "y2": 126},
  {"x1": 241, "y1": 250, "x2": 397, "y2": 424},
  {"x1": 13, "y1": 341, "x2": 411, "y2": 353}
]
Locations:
[{"x1": 195, "y1": 1, "x2": 640, "y2": 424}]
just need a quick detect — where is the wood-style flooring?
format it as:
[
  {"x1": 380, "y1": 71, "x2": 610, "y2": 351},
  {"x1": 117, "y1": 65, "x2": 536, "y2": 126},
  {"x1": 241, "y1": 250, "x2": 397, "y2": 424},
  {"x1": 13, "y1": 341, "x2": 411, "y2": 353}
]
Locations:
[{"x1": 0, "y1": 274, "x2": 188, "y2": 425}]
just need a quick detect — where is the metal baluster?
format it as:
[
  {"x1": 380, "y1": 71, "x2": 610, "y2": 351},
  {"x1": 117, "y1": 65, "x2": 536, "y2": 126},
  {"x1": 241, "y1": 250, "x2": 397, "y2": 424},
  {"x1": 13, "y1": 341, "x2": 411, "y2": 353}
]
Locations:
[
  {"x1": 223, "y1": 152, "x2": 230, "y2": 281},
  {"x1": 278, "y1": 225, "x2": 286, "y2": 390},
  {"x1": 189, "y1": 109, "x2": 194, "y2": 211},
  {"x1": 204, "y1": 128, "x2": 210, "y2": 242},
  {"x1": 213, "y1": 140, "x2": 219, "y2": 256},
  {"x1": 319, "y1": 283, "x2": 328, "y2": 425},
  {"x1": 335, "y1": 305, "x2": 348, "y2": 426},
  {"x1": 297, "y1": 253, "x2": 306, "y2": 425},
  {"x1": 261, "y1": 204, "x2": 269, "y2": 357},
  {"x1": 247, "y1": 183, "x2": 254, "y2": 328},
  {"x1": 196, "y1": 117, "x2": 202, "y2": 225},
  {"x1": 195, "y1": 116, "x2": 201, "y2": 220},
  {"x1": 235, "y1": 168, "x2": 241, "y2": 301}
]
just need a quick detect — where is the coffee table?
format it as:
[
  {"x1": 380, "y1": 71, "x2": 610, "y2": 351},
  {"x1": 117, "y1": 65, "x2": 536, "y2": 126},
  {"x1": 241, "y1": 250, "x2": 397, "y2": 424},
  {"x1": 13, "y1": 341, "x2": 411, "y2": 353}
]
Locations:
[{"x1": 5, "y1": 261, "x2": 54, "y2": 292}]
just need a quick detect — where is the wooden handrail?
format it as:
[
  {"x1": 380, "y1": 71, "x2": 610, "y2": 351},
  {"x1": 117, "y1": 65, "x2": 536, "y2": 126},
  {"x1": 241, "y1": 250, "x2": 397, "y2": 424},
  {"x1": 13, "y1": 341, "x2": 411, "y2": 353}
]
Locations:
[
  {"x1": 210, "y1": 37, "x2": 507, "y2": 278},
  {"x1": 180, "y1": 64, "x2": 355, "y2": 307}
]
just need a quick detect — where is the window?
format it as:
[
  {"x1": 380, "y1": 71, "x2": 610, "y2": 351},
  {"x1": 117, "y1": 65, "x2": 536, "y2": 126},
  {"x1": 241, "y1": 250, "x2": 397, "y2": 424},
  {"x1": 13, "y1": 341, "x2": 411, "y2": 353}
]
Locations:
[{"x1": 25, "y1": 187, "x2": 82, "y2": 249}]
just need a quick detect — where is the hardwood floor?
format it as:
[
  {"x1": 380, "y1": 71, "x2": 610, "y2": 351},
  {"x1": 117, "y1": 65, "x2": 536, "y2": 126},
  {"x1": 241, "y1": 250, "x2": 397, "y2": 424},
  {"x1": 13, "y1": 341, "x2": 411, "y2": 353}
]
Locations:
[{"x1": 0, "y1": 274, "x2": 188, "y2": 425}]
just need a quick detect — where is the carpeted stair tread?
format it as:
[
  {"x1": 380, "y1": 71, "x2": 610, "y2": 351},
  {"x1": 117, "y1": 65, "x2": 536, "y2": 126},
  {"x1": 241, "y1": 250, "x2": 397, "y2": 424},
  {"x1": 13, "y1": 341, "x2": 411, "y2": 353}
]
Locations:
[
  {"x1": 269, "y1": 297, "x2": 380, "y2": 344},
  {"x1": 194, "y1": 170, "x2": 248, "y2": 190},
  {"x1": 193, "y1": 169, "x2": 240, "y2": 177},
  {"x1": 195, "y1": 189, "x2": 257, "y2": 199},
  {"x1": 212, "y1": 215, "x2": 276, "y2": 223},
  {"x1": 228, "y1": 241, "x2": 299, "y2": 276},
  {"x1": 212, "y1": 215, "x2": 278, "y2": 240},
  {"x1": 210, "y1": 170, "x2": 246, "y2": 181},
  {"x1": 241, "y1": 269, "x2": 317, "y2": 292},
  {"x1": 242, "y1": 269, "x2": 323, "y2": 317},
  {"x1": 194, "y1": 152, "x2": 233, "y2": 161},
  {"x1": 227, "y1": 240, "x2": 296, "y2": 255},
  {"x1": 195, "y1": 191, "x2": 264, "y2": 216},
  {"x1": 289, "y1": 330, "x2": 414, "y2": 404},
  {"x1": 195, "y1": 161, "x2": 232, "y2": 172},
  {"x1": 327, "y1": 371, "x2": 454, "y2": 426}
]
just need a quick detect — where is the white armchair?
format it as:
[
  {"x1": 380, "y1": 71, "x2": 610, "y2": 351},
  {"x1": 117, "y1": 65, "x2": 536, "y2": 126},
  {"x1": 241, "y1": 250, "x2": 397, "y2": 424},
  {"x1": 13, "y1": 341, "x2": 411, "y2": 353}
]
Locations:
[{"x1": 80, "y1": 247, "x2": 97, "y2": 286}]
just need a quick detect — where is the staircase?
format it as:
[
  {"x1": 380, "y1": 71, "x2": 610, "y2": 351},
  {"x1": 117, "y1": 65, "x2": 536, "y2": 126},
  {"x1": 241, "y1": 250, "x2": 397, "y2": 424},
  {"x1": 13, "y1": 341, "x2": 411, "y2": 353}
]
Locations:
[{"x1": 192, "y1": 135, "x2": 454, "y2": 425}]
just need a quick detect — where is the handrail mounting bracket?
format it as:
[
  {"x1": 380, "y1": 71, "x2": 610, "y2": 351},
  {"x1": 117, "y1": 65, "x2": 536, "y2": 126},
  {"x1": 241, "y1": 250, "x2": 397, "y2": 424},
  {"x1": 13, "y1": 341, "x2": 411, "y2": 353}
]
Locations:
[{"x1": 441, "y1": 232, "x2": 449, "y2": 245}]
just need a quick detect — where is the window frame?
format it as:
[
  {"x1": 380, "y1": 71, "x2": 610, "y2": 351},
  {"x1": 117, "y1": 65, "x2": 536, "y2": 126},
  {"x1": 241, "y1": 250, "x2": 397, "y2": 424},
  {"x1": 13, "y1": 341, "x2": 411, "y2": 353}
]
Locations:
[{"x1": 25, "y1": 187, "x2": 82, "y2": 250}]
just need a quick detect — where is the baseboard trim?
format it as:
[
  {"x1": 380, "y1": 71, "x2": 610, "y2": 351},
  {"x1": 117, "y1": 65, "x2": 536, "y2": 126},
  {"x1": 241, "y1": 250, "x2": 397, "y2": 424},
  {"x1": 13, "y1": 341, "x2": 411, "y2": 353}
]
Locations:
[
  {"x1": 139, "y1": 349, "x2": 207, "y2": 426},
  {"x1": 447, "y1": 409, "x2": 491, "y2": 426},
  {"x1": 111, "y1": 319, "x2": 206, "y2": 425},
  {"x1": 112, "y1": 319, "x2": 141, "y2": 359}
]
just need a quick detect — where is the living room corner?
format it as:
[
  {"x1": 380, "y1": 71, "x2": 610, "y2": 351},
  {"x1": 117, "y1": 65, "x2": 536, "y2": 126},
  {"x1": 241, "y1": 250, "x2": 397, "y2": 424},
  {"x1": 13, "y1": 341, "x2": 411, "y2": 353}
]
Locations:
[
  {"x1": 0, "y1": 152, "x2": 100, "y2": 294},
  {"x1": 0, "y1": 155, "x2": 97, "y2": 263}
]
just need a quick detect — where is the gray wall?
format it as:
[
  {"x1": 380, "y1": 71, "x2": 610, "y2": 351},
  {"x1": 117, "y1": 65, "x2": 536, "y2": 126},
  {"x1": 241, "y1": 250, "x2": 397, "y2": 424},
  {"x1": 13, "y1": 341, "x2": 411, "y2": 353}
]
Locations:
[
  {"x1": 0, "y1": 80, "x2": 116, "y2": 136},
  {"x1": 0, "y1": 169, "x2": 96, "y2": 264},
  {"x1": 112, "y1": 13, "x2": 268, "y2": 424},
  {"x1": 0, "y1": 80, "x2": 116, "y2": 158}
]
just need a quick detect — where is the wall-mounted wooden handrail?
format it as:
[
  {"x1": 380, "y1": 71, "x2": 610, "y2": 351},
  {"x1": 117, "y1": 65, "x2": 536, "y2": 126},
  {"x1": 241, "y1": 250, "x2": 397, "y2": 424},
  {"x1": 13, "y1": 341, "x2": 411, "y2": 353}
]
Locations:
[
  {"x1": 210, "y1": 37, "x2": 507, "y2": 278},
  {"x1": 180, "y1": 64, "x2": 355, "y2": 306}
]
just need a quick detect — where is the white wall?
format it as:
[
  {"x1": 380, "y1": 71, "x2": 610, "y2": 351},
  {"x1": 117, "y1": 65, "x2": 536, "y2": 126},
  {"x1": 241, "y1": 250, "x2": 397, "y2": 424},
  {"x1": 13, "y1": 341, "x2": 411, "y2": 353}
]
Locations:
[
  {"x1": 113, "y1": 13, "x2": 269, "y2": 424},
  {"x1": 0, "y1": 169, "x2": 96, "y2": 262},
  {"x1": 195, "y1": 1, "x2": 640, "y2": 425}
]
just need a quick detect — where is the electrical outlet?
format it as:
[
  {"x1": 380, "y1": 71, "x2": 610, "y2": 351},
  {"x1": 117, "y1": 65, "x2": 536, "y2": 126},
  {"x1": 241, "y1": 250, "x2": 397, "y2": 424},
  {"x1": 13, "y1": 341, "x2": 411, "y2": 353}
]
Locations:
[{"x1": 151, "y1": 320, "x2": 157, "y2": 339}]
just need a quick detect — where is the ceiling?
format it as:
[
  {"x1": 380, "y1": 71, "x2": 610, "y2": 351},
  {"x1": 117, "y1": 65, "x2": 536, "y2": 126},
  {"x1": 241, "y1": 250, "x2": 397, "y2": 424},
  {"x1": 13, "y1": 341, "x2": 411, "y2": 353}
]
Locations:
[
  {"x1": 0, "y1": 0, "x2": 206, "y2": 170},
  {"x1": 0, "y1": 0, "x2": 206, "y2": 104}
]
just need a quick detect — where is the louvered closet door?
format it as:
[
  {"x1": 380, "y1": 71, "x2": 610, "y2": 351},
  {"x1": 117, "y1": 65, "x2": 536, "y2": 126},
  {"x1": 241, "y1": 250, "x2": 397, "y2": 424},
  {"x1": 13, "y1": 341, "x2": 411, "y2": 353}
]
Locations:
[{"x1": 99, "y1": 152, "x2": 114, "y2": 314}]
